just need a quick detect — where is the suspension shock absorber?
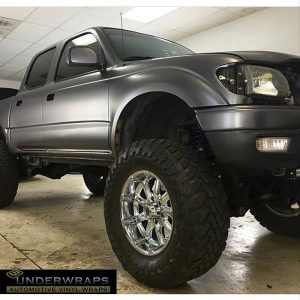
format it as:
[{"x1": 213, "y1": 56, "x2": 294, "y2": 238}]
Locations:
[
  {"x1": 177, "y1": 120, "x2": 207, "y2": 151},
  {"x1": 191, "y1": 127, "x2": 205, "y2": 151}
]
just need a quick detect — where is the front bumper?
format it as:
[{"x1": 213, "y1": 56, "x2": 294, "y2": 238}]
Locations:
[{"x1": 196, "y1": 106, "x2": 300, "y2": 169}]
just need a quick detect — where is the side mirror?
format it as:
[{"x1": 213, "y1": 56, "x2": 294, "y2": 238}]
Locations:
[{"x1": 68, "y1": 46, "x2": 106, "y2": 70}]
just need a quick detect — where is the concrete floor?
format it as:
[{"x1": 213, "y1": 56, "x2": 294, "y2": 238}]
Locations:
[{"x1": 0, "y1": 175, "x2": 299, "y2": 294}]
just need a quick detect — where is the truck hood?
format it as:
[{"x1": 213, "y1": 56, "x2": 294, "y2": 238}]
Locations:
[
  {"x1": 215, "y1": 51, "x2": 300, "y2": 63},
  {"x1": 128, "y1": 51, "x2": 300, "y2": 66}
]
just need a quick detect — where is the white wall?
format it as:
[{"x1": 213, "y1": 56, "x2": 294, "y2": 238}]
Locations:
[
  {"x1": 178, "y1": 8, "x2": 300, "y2": 56},
  {"x1": 0, "y1": 79, "x2": 20, "y2": 90}
]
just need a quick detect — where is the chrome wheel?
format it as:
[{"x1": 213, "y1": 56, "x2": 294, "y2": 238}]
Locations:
[{"x1": 120, "y1": 170, "x2": 173, "y2": 256}]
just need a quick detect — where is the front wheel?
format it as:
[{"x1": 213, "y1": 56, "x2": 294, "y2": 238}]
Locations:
[
  {"x1": 251, "y1": 195, "x2": 300, "y2": 238},
  {"x1": 104, "y1": 139, "x2": 230, "y2": 288}
]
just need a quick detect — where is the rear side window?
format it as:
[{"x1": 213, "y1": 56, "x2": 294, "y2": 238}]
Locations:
[
  {"x1": 26, "y1": 48, "x2": 56, "y2": 89},
  {"x1": 56, "y1": 33, "x2": 100, "y2": 81}
]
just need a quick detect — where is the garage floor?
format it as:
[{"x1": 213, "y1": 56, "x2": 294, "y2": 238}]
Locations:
[{"x1": 0, "y1": 175, "x2": 299, "y2": 294}]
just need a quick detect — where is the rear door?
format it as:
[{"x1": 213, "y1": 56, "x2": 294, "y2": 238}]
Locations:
[
  {"x1": 42, "y1": 33, "x2": 110, "y2": 154},
  {"x1": 9, "y1": 48, "x2": 56, "y2": 151}
]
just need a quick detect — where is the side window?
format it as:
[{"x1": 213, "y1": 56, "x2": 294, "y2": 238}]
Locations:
[
  {"x1": 26, "y1": 48, "x2": 56, "y2": 89},
  {"x1": 56, "y1": 33, "x2": 99, "y2": 81}
]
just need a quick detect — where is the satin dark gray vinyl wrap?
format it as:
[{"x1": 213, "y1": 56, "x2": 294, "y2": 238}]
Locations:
[
  {"x1": 196, "y1": 106, "x2": 300, "y2": 132},
  {"x1": 196, "y1": 106, "x2": 300, "y2": 169},
  {"x1": 1, "y1": 26, "x2": 300, "y2": 163},
  {"x1": 107, "y1": 54, "x2": 247, "y2": 152}
]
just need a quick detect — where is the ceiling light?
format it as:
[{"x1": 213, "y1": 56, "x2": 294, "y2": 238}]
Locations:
[{"x1": 123, "y1": 7, "x2": 179, "y2": 23}]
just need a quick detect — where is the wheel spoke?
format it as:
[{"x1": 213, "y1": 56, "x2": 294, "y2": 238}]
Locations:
[
  {"x1": 121, "y1": 193, "x2": 134, "y2": 203},
  {"x1": 142, "y1": 179, "x2": 152, "y2": 200},
  {"x1": 134, "y1": 195, "x2": 147, "y2": 206},
  {"x1": 121, "y1": 200, "x2": 131, "y2": 218},
  {"x1": 137, "y1": 223, "x2": 147, "y2": 237},
  {"x1": 162, "y1": 206, "x2": 173, "y2": 218},
  {"x1": 122, "y1": 216, "x2": 137, "y2": 226},
  {"x1": 153, "y1": 179, "x2": 161, "y2": 195},
  {"x1": 155, "y1": 222, "x2": 165, "y2": 246},
  {"x1": 161, "y1": 218, "x2": 172, "y2": 236},
  {"x1": 138, "y1": 213, "x2": 148, "y2": 222},
  {"x1": 135, "y1": 182, "x2": 144, "y2": 195},
  {"x1": 132, "y1": 237, "x2": 148, "y2": 246},
  {"x1": 161, "y1": 192, "x2": 170, "y2": 206},
  {"x1": 145, "y1": 220, "x2": 155, "y2": 238},
  {"x1": 128, "y1": 181, "x2": 135, "y2": 194},
  {"x1": 122, "y1": 213, "x2": 146, "y2": 226}
]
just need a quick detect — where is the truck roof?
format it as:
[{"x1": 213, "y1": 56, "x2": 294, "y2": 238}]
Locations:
[{"x1": 32, "y1": 27, "x2": 300, "y2": 64}]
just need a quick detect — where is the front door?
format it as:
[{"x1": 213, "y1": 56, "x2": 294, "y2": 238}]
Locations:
[{"x1": 42, "y1": 33, "x2": 110, "y2": 155}]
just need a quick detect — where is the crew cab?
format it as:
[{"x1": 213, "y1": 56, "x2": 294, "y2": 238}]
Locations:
[{"x1": 0, "y1": 27, "x2": 299, "y2": 288}]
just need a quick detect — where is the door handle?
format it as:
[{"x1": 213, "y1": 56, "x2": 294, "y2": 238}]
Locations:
[
  {"x1": 47, "y1": 93, "x2": 55, "y2": 101},
  {"x1": 16, "y1": 100, "x2": 22, "y2": 106}
]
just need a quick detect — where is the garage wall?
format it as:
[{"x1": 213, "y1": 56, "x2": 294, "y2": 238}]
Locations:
[
  {"x1": 178, "y1": 8, "x2": 300, "y2": 55},
  {"x1": 0, "y1": 79, "x2": 20, "y2": 89}
]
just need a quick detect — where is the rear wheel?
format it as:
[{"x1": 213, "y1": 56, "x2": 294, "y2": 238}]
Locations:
[
  {"x1": 0, "y1": 138, "x2": 19, "y2": 208},
  {"x1": 104, "y1": 139, "x2": 230, "y2": 288},
  {"x1": 82, "y1": 166, "x2": 108, "y2": 196}
]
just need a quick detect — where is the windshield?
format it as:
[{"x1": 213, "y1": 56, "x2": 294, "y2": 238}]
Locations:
[{"x1": 103, "y1": 28, "x2": 194, "y2": 61}]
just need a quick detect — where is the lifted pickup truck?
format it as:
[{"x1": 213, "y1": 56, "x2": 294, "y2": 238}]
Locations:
[{"x1": 0, "y1": 27, "x2": 300, "y2": 288}]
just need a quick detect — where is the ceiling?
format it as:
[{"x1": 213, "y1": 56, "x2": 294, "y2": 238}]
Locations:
[{"x1": 0, "y1": 6, "x2": 264, "y2": 82}]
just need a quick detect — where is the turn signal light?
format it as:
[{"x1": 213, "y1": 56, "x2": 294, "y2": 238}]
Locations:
[{"x1": 256, "y1": 137, "x2": 290, "y2": 152}]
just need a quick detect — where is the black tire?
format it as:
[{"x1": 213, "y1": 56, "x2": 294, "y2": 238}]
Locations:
[
  {"x1": 0, "y1": 138, "x2": 19, "y2": 208},
  {"x1": 82, "y1": 166, "x2": 108, "y2": 196},
  {"x1": 251, "y1": 202, "x2": 300, "y2": 238},
  {"x1": 104, "y1": 139, "x2": 230, "y2": 288}
]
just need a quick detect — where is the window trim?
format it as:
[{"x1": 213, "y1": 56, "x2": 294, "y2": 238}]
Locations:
[
  {"x1": 54, "y1": 32, "x2": 102, "y2": 83},
  {"x1": 25, "y1": 47, "x2": 56, "y2": 90}
]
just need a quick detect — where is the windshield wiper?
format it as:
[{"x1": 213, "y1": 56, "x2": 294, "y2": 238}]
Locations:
[{"x1": 123, "y1": 56, "x2": 154, "y2": 61}]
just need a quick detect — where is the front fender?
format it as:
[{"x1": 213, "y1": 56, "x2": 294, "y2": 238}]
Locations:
[{"x1": 108, "y1": 66, "x2": 228, "y2": 153}]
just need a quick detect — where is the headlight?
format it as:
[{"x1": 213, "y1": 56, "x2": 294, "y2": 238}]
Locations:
[{"x1": 243, "y1": 65, "x2": 290, "y2": 98}]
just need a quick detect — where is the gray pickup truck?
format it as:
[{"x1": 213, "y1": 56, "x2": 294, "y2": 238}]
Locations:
[{"x1": 0, "y1": 27, "x2": 300, "y2": 288}]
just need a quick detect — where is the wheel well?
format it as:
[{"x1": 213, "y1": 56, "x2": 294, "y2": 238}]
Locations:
[{"x1": 115, "y1": 92, "x2": 201, "y2": 153}]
